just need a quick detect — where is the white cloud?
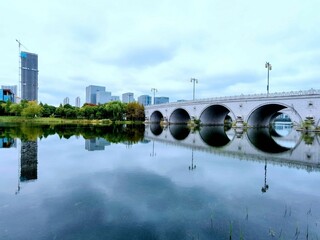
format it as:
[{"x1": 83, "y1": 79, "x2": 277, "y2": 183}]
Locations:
[{"x1": 0, "y1": 0, "x2": 319, "y2": 105}]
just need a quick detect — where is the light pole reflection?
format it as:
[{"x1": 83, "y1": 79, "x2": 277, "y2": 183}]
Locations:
[
  {"x1": 261, "y1": 160, "x2": 269, "y2": 193},
  {"x1": 150, "y1": 140, "x2": 156, "y2": 157},
  {"x1": 189, "y1": 148, "x2": 196, "y2": 171}
]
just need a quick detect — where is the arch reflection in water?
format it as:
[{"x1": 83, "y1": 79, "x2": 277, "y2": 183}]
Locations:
[
  {"x1": 199, "y1": 126, "x2": 235, "y2": 147},
  {"x1": 169, "y1": 124, "x2": 190, "y2": 140},
  {"x1": 247, "y1": 127, "x2": 299, "y2": 153},
  {"x1": 150, "y1": 124, "x2": 163, "y2": 136}
]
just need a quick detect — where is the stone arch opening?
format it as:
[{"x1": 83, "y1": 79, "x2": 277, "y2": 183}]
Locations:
[
  {"x1": 150, "y1": 111, "x2": 163, "y2": 123},
  {"x1": 169, "y1": 108, "x2": 191, "y2": 124},
  {"x1": 247, "y1": 104, "x2": 302, "y2": 127},
  {"x1": 199, "y1": 105, "x2": 235, "y2": 126}
]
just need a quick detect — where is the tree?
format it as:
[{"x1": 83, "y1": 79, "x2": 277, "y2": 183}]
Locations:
[
  {"x1": 126, "y1": 102, "x2": 145, "y2": 121},
  {"x1": 42, "y1": 104, "x2": 56, "y2": 117},
  {"x1": 9, "y1": 103, "x2": 23, "y2": 116},
  {"x1": 105, "y1": 101, "x2": 127, "y2": 121},
  {"x1": 21, "y1": 101, "x2": 43, "y2": 118}
]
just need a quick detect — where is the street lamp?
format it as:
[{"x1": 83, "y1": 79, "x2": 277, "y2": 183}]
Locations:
[
  {"x1": 265, "y1": 62, "x2": 272, "y2": 96},
  {"x1": 151, "y1": 88, "x2": 157, "y2": 105},
  {"x1": 190, "y1": 78, "x2": 198, "y2": 100}
]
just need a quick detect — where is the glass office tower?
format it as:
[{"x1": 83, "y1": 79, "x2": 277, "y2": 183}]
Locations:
[{"x1": 21, "y1": 51, "x2": 38, "y2": 101}]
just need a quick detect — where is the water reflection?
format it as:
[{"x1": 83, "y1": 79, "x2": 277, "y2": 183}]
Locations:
[
  {"x1": 0, "y1": 124, "x2": 145, "y2": 143},
  {"x1": 247, "y1": 128, "x2": 292, "y2": 153},
  {"x1": 169, "y1": 124, "x2": 190, "y2": 140},
  {"x1": 145, "y1": 124, "x2": 320, "y2": 168},
  {"x1": 20, "y1": 140, "x2": 38, "y2": 182},
  {"x1": 0, "y1": 137, "x2": 16, "y2": 148},
  {"x1": 199, "y1": 126, "x2": 234, "y2": 147},
  {"x1": 150, "y1": 123, "x2": 163, "y2": 136},
  {"x1": 0, "y1": 124, "x2": 320, "y2": 239},
  {"x1": 188, "y1": 149, "x2": 196, "y2": 171},
  {"x1": 261, "y1": 160, "x2": 269, "y2": 193},
  {"x1": 85, "y1": 138, "x2": 110, "y2": 151}
]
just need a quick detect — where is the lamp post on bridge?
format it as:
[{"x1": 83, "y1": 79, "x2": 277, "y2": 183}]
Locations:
[
  {"x1": 151, "y1": 88, "x2": 157, "y2": 105},
  {"x1": 190, "y1": 78, "x2": 198, "y2": 100},
  {"x1": 265, "y1": 62, "x2": 272, "y2": 96}
]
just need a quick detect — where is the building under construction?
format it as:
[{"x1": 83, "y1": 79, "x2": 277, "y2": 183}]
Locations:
[{"x1": 21, "y1": 51, "x2": 38, "y2": 101}]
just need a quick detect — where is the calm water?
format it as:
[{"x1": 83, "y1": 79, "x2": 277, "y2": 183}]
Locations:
[{"x1": 0, "y1": 124, "x2": 320, "y2": 240}]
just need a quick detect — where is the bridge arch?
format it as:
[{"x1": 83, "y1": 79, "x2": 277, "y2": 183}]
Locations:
[
  {"x1": 169, "y1": 108, "x2": 191, "y2": 124},
  {"x1": 150, "y1": 111, "x2": 164, "y2": 123},
  {"x1": 246, "y1": 103, "x2": 302, "y2": 127},
  {"x1": 199, "y1": 104, "x2": 236, "y2": 125}
]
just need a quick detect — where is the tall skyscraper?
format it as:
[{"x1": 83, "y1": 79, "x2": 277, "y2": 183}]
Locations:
[
  {"x1": 63, "y1": 97, "x2": 69, "y2": 105},
  {"x1": 122, "y1": 92, "x2": 134, "y2": 103},
  {"x1": 21, "y1": 51, "x2": 38, "y2": 101},
  {"x1": 75, "y1": 97, "x2": 81, "y2": 107},
  {"x1": 96, "y1": 91, "x2": 111, "y2": 104},
  {"x1": 86, "y1": 85, "x2": 105, "y2": 104},
  {"x1": 138, "y1": 95, "x2": 152, "y2": 106}
]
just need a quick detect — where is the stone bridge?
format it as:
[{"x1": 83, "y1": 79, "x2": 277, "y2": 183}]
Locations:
[{"x1": 145, "y1": 89, "x2": 320, "y2": 128}]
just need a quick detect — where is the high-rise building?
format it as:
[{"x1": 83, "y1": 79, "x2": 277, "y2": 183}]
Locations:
[
  {"x1": 75, "y1": 97, "x2": 81, "y2": 107},
  {"x1": 86, "y1": 85, "x2": 105, "y2": 104},
  {"x1": 63, "y1": 97, "x2": 69, "y2": 105},
  {"x1": 96, "y1": 91, "x2": 111, "y2": 104},
  {"x1": 1, "y1": 85, "x2": 17, "y2": 103},
  {"x1": 0, "y1": 89, "x2": 15, "y2": 102},
  {"x1": 138, "y1": 95, "x2": 152, "y2": 106},
  {"x1": 122, "y1": 92, "x2": 134, "y2": 103},
  {"x1": 154, "y1": 97, "x2": 169, "y2": 104},
  {"x1": 111, "y1": 96, "x2": 120, "y2": 102},
  {"x1": 21, "y1": 51, "x2": 38, "y2": 101}
]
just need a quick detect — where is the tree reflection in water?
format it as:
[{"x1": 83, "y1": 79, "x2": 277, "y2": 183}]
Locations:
[{"x1": 0, "y1": 124, "x2": 145, "y2": 143}]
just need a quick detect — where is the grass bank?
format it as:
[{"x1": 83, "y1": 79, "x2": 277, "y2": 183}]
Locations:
[{"x1": 0, "y1": 116, "x2": 143, "y2": 125}]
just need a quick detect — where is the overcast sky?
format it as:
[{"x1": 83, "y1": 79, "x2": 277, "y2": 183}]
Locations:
[{"x1": 1, "y1": 0, "x2": 319, "y2": 106}]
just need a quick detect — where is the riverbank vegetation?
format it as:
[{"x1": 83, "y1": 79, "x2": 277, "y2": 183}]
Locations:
[{"x1": 0, "y1": 100, "x2": 145, "y2": 124}]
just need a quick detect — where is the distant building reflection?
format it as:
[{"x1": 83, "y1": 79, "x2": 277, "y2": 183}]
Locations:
[
  {"x1": 0, "y1": 138, "x2": 16, "y2": 148},
  {"x1": 20, "y1": 140, "x2": 38, "y2": 182},
  {"x1": 85, "y1": 138, "x2": 110, "y2": 151}
]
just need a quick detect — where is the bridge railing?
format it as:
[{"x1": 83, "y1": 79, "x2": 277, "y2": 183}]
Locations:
[{"x1": 145, "y1": 88, "x2": 320, "y2": 108}]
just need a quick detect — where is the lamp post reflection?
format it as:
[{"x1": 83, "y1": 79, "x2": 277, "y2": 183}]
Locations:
[
  {"x1": 189, "y1": 149, "x2": 196, "y2": 171},
  {"x1": 261, "y1": 160, "x2": 269, "y2": 193},
  {"x1": 150, "y1": 140, "x2": 156, "y2": 157}
]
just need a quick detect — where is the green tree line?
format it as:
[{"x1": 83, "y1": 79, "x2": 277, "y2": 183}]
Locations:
[{"x1": 0, "y1": 100, "x2": 145, "y2": 121}]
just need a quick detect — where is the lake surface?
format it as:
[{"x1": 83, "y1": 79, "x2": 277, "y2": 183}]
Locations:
[{"x1": 0, "y1": 124, "x2": 319, "y2": 240}]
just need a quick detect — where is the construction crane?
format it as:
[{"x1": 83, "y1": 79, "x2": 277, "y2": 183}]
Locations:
[{"x1": 15, "y1": 39, "x2": 28, "y2": 99}]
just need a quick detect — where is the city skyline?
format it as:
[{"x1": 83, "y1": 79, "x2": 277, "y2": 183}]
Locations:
[{"x1": 0, "y1": 1, "x2": 319, "y2": 106}]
